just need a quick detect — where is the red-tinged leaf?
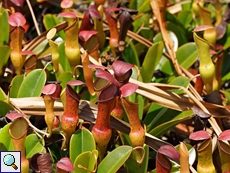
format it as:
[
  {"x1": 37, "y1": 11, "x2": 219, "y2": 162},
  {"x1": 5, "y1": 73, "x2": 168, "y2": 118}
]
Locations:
[
  {"x1": 42, "y1": 84, "x2": 56, "y2": 95},
  {"x1": 113, "y1": 60, "x2": 134, "y2": 77},
  {"x1": 158, "y1": 145, "x2": 180, "y2": 162},
  {"x1": 89, "y1": 5, "x2": 101, "y2": 20},
  {"x1": 88, "y1": 64, "x2": 110, "y2": 69},
  {"x1": 8, "y1": 12, "x2": 26, "y2": 27},
  {"x1": 120, "y1": 83, "x2": 138, "y2": 97},
  {"x1": 105, "y1": 8, "x2": 120, "y2": 12},
  {"x1": 197, "y1": 0, "x2": 204, "y2": 2},
  {"x1": 6, "y1": 111, "x2": 27, "y2": 120},
  {"x1": 193, "y1": 25, "x2": 213, "y2": 32},
  {"x1": 192, "y1": 106, "x2": 211, "y2": 118},
  {"x1": 210, "y1": 49, "x2": 217, "y2": 54},
  {"x1": 189, "y1": 130, "x2": 210, "y2": 140},
  {"x1": 58, "y1": 12, "x2": 78, "y2": 18},
  {"x1": 56, "y1": 157, "x2": 74, "y2": 172},
  {"x1": 219, "y1": 130, "x2": 230, "y2": 141},
  {"x1": 95, "y1": 69, "x2": 119, "y2": 86},
  {"x1": 67, "y1": 80, "x2": 85, "y2": 86},
  {"x1": 79, "y1": 31, "x2": 98, "y2": 42},
  {"x1": 21, "y1": 51, "x2": 36, "y2": 55},
  {"x1": 10, "y1": 0, "x2": 24, "y2": 7},
  {"x1": 60, "y1": 0, "x2": 73, "y2": 8},
  {"x1": 215, "y1": 44, "x2": 223, "y2": 50}
]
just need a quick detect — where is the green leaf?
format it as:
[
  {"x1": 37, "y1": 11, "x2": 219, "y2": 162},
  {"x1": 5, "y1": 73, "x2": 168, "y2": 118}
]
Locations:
[
  {"x1": 70, "y1": 129, "x2": 96, "y2": 164},
  {"x1": 178, "y1": 10, "x2": 193, "y2": 28},
  {"x1": 141, "y1": 144, "x2": 149, "y2": 173},
  {"x1": 10, "y1": 75, "x2": 24, "y2": 98},
  {"x1": 166, "y1": 22, "x2": 187, "y2": 46},
  {"x1": 176, "y1": 43, "x2": 198, "y2": 69},
  {"x1": 149, "y1": 110, "x2": 193, "y2": 137},
  {"x1": 0, "y1": 8, "x2": 9, "y2": 45},
  {"x1": 43, "y1": 14, "x2": 66, "y2": 40},
  {"x1": 47, "y1": 143, "x2": 63, "y2": 163},
  {"x1": 0, "y1": 45, "x2": 11, "y2": 75},
  {"x1": 136, "y1": 94, "x2": 144, "y2": 120},
  {"x1": 73, "y1": 150, "x2": 98, "y2": 173},
  {"x1": 17, "y1": 69, "x2": 46, "y2": 98},
  {"x1": 57, "y1": 72, "x2": 75, "y2": 90},
  {"x1": 122, "y1": 39, "x2": 140, "y2": 68},
  {"x1": 25, "y1": 134, "x2": 45, "y2": 158},
  {"x1": 58, "y1": 42, "x2": 71, "y2": 72},
  {"x1": 97, "y1": 146, "x2": 132, "y2": 173},
  {"x1": 143, "y1": 103, "x2": 168, "y2": 131},
  {"x1": 131, "y1": 67, "x2": 143, "y2": 82},
  {"x1": 0, "y1": 100, "x2": 14, "y2": 117},
  {"x1": 168, "y1": 76, "x2": 190, "y2": 94},
  {"x1": 160, "y1": 43, "x2": 198, "y2": 81},
  {"x1": 0, "y1": 87, "x2": 6, "y2": 101},
  {"x1": 124, "y1": 156, "x2": 142, "y2": 173},
  {"x1": 141, "y1": 41, "x2": 164, "y2": 83},
  {"x1": 0, "y1": 123, "x2": 14, "y2": 151},
  {"x1": 153, "y1": 31, "x2": 178, "y2": 52}
]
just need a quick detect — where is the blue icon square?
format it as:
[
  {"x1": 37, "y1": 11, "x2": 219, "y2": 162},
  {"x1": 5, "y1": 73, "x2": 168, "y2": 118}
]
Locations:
[{"x1": 0, "y1": 151, "x2": 21, "y2": 173}]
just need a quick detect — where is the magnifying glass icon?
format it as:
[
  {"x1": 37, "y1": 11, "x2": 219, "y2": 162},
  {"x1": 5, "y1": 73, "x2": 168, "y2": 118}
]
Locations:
[{"x1": 3, "y1": 154, "x2": 18, "y2": 170}]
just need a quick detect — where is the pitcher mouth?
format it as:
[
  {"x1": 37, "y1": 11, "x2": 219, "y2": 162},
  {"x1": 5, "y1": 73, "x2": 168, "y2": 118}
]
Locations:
[
  {"x1": 9, "y1": 117, "x2": 29, "y2": 140},
  {"x1": 98, "y1": 84, "x2": 119, "y2": 103}
]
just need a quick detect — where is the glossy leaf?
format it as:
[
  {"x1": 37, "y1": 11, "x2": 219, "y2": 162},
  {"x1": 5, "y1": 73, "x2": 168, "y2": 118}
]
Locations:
[
  {"x1": 70, "y1": 129, "x2": 96, "y2": 164},
  {"x1": 58, "y1": 42, "x2": 71, "y2": 72},
  {"x1": 17, "y1": 69, "x2": 46, "y2": 98},
  {"x1": 97, "y1": 146, "x2": 132, "y2": 173},
  {"x1": 0, "y1": 87, "x2": 6, "y2": 100},
  {"x1": 189, "y1": 130, "x2": 210, "y2": 141},
  {"x1": 178, "y1": 10, "x2": 193, "y2": 28},
  {"x1": 161, "y1": 43, "x2": 198, "y2": 79},
  {"x1": 143, "y1": 103, "x2": 167, "y2": 130},
  {"x1": 167, "y1": 76, "x2": 190, "y2": 94},
  {"x1": 141, "y1": 41, "x2": 164, "y2": 83},
  {"x1": 141, "y1": 144, "x2": 149, "y2": 173},
  {"x1": 122, "y1": 39, "x2": 140, "y2": 68},
  {"x1": 124, "y1": 156, "x2": 142, "y2": 173},
  {"x1": 10, "y1": 75, "x2": 24, "y2": 98},
  {"x1": 153, "y1": 31, "x2": 178, "y2": 51},
  {"x1": 43, "y1": 14, "x2": 66, "y2": 40},
  {"x1": 0, "y1": 8, "x2": 9, "y2": 45},
  {"x1": 0, "y1": 100, "x2": 14, "y2": 117},
  {"x1": 0, "y1": 123, "x2": 14, "y2": 151},
  {"x1": 25, "y1": 134, "x2": 44, "y2": 158},
  {"x1": 149, "y1": 110, "x2": 193, "y2": 137},
  {"x1": 73, "y1": 150, "x2": 98, "y2": 173},
  {"x1": 57, "y1": 72, "x2": 75, "y2": 89},
  {"x1": 0, "y1": 46, "x2": 11, "y2": 75}
]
